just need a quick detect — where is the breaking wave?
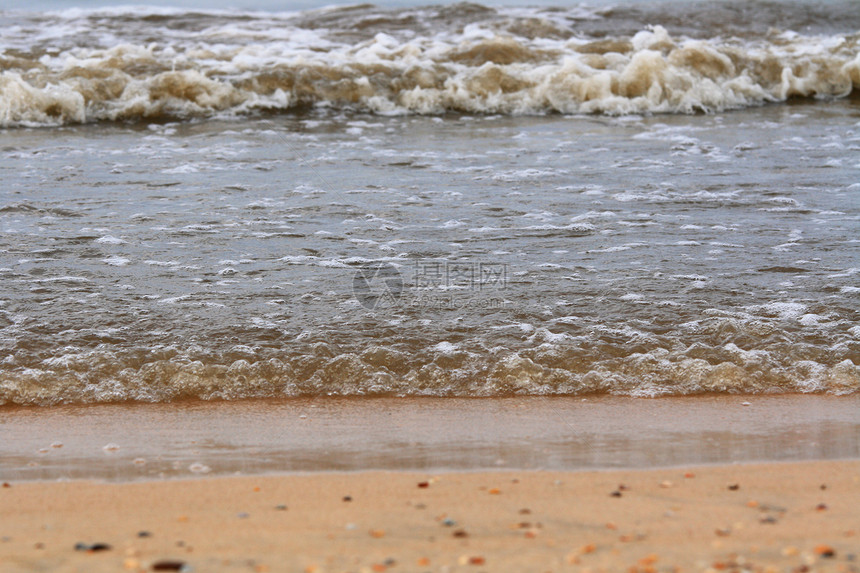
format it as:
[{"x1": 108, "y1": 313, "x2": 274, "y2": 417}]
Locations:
[{"x1": 1, "y1": 2, "x2": 859, "y2": 126}]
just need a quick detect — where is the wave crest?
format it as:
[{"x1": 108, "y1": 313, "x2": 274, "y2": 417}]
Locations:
[{"x1": 2, "y1": 20, "x2": 859, "y2": 126}]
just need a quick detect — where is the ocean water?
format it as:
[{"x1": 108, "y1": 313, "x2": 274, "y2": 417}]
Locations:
[{"x1": 1, "y1": 0, "x2": 859, "y2": 405}]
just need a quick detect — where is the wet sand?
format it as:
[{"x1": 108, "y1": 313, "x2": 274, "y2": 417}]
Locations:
[
  {"x1": 2, "y1": 395, "x2": 859, "y2": 481},
  {"x1": 2, "y1": 461, "x2": 859, "y2": 572}
]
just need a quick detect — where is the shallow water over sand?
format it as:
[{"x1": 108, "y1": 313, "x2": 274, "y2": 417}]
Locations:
[{"x1": 1, "y1": 101, "x2": 859, "y2": 404}]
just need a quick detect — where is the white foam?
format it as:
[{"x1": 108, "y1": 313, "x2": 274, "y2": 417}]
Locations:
[{"x1": 1, "y1": 14, "x2": 858, "y2": 126}]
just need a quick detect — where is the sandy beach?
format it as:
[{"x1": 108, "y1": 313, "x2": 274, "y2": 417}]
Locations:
[
  {"x1": 2, "y1": 460, "x2": 858, "y2": 572},
  {"x1": 2, "y1": 396, "x2": 859, "y2": 571}
]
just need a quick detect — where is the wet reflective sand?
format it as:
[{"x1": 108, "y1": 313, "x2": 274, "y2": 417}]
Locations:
[{"x1": 2, "y1": 394, "x2": 858, "y2": 481}]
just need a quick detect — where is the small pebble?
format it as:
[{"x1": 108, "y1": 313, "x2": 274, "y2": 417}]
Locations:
[
  {"x1": 103, "y1": 443, "x2": 121, "y2": 452},
  {"x1": 442, "y1": 518, "x2": 456, "y2": 527},
  {"x1": 274, "y1": 505, "x2": 287, "y2": 511},
  {"x1": 814, "y1": 545, "x2": 836, "y2": 558},
  {"x1": 715, "y1": 528, "x2": 731, "y2": 537},
  {"x1": 417, "y1": 481, "x2": 429, "y2": 488},
  {"x1": 816, "y1": 503, "x2": 828, "y2": 511},
  {"x1": 237, "y1": 512, "x2": 250, "y2": 519},
  {"x1": 2, "y1": 482, "x2": 10, "y2": 488},
  {"x1": 152, "y1": 560, "x2": 187, "y2": 571},
  {"x1": 342, "y1": 496, "x2": 352, "y2": 502},
  {"x1": 74, "y1": 542, "x2": 112, "y2": 552},
  {"x1": 468, "y1": 556, "x2": 485, "y2": 565},
  {"x1": 51, "y1": 442, "x2": 63, "y2": 449},
  {"x1": 728, "y1": 484, "x2": 740, "y2": 491},
  {"x1": 819, "y1": 484, "x2": 827, "y2": 490},
  {"x1": 759, "y1": 516, "x2": 778, "y2": 524},
  {"x1": 138, "y1": 531, "x2": 152, "y2": 538},
  {"x1": 518, "y1": 508, "x2": 531, "y2": 515},
  {"x1": 684, "y1": 472, "x2": 695, "y2": 478},
  {"x1": 610, "y1": 490, "x2": 622, "y2": 498},
  {"x1": 488, "y1": 488, "x2": 501, "y2": 495},
  {"x1": 659, "y1": 481, "x2": 673, "y2": 488},
  {"x1": 453, "y1": 529, "x2": 468, "y2": 538},
  {"x1": 369, "y1": 529, "x2": 385, "y2": 538}
]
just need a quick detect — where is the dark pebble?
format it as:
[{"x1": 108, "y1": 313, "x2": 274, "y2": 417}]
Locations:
[
  {"x1": 820, "y1": 484, "x2": 827, "y2": 490},
  {"x1": 237, "y1": 512, "x2": 250, "y2": 519},
  {"x1": 138, "y1": 531, "x2": 152, "y2": 538},
  {"x1": 820, "y1": 549, "x2": 836, "y2": 559},
  {"x1": 618, "y1": 484, "x2": 629, "y2": 491},
  {"x1": 519, "y1": 508, "x2": 531, "y2": 515},
  {"x1": 759, "y1": 516, "x2": 778, "y2": 524},
  {"x1": 2, "y1": 482, "x2": 10, "y2": 488},
  {"x1": 152, "y1": 560, "x2": 187, "y2": 571},
  {"x1": 34, "y1": 542, "x2": 44, "y2": 549},
  {"x1": 74, "y1": 542, "x2": 111, "y2": 552},
  {"x1": 342, "y1": 496, "x2": 352, "y2": 502},
  {"x1": 453, "y1": 529, "x2": 468, "y2": 538},
  {"x1": 417, "y1": 481, "x2": 429, "y2": 488},
  {"x1": 728, "y1": 484, "x2": 740, "y2": 491},
  {"x1": 610, "y1": 491, "x2": 623, "y2": 498},
  {"x1": 274, "y1": 505, "x2": 288, "y2": 511},
  {"x1": 816, "y1": 503, "x2": 828, "y2": 511},
  {"x1": 384, "y1": 558, "x2": 396, "y2": 566}
]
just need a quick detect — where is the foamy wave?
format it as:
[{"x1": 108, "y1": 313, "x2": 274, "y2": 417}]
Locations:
[
  {"x1": 2, "y1": 11, "x2": 859, "y2": 126},
  {"x1": 1, "y1": 338, "x2": 857, "y2": 406}
]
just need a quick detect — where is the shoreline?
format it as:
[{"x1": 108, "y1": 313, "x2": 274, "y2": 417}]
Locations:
[
  {"x1": 2, "y1": 394, "x2": 859, "y2": 482},
  {"x1": 2, "y1": 461, "x2": 858, "y2": 572}
]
